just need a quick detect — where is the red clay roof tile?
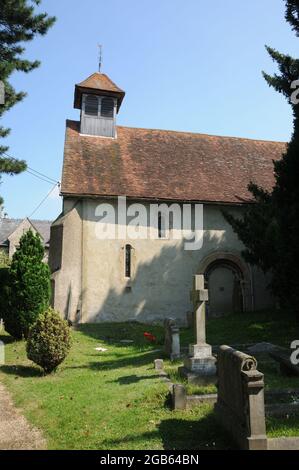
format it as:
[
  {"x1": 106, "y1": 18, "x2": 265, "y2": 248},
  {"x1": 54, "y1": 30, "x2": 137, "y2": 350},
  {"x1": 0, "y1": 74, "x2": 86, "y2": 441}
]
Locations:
[
  {"x1": 77, "y1": 73, "x2": 124, "y2": 93},
  {"x1": 61, "y1": 120, "x2": 286, "y2": 204},
  {"x1": 74, "y1": 73, "x2": 125, "y2": 110}
]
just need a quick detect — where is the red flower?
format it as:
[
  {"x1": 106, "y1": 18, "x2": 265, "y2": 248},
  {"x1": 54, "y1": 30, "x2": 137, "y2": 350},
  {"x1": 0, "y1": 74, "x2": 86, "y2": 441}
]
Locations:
[{"x1": 143, "y1": 332, "x2": 156, "y2": 343}]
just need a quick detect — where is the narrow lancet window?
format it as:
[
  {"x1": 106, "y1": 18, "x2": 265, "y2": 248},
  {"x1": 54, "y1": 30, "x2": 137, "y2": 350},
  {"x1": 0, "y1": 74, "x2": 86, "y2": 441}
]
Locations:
[
  {"x1": 125, "y1": 244, "x2": 132, "y2": 278},
  {"x1": 158, "y1": 212, "x2": 166, "y2": 239}
]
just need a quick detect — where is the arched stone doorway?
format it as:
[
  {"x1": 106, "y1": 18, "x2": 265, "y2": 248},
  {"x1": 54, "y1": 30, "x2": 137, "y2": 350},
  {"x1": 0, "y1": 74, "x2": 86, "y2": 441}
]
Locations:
[
  {"x1": 197, "y1": 252, "x2": 252, "y2": 318},
  {"x1": 205, "y1": 260, "x2": 243, "y2": 317}
]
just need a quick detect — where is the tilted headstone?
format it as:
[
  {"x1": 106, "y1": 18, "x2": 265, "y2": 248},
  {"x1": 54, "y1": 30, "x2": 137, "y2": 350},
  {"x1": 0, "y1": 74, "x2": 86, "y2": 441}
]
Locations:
[
  {"x1": 179, "y1": 275, "x2": 216, "y2": 384},
  {"x1": 215, "y1": 345, "x2": 267, "y2": 450},
  {"x1": 164, "y1": 318, "x2": 180, "y2": 361}
]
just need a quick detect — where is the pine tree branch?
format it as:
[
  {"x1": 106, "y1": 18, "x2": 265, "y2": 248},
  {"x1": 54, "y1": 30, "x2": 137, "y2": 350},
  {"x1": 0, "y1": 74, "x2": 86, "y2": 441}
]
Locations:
[
  {"x1": 0, "y1": 156, "x2": 27, "y2": 174},
  {"x1": 0, "y1": 1, "x2": 56, "y2": 204},
  {"x1": 285, "y1": 0, "x2": 299, "y2": 36}
]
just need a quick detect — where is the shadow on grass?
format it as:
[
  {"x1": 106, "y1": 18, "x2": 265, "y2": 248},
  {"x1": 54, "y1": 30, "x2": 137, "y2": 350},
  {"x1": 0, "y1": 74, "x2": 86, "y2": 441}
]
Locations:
[
  {"x1": 0, "y1": 364, "x2": 43, "y2": 378},
  {"x1": 75, "y1": 323, "x2": 165, "y2": 351},
  {"x1": 100, "y1": 430, "x2": 159, "y2": 449},
  {"x1": 0, "y1": 334, "x2": 18, "y2": 345},
  {"x1": 100, "y1": 410, "x2": 233, "y2": 450},
  {"x1": 109, "y1": 374, "x2": 161, "y2": 385},
  {"x1": 158, "y1": 414, "x2": 233, "y2": 450},
  {"x1": 207, "y1": 309, "x2": 299, "y2": 348},
  {"x1": 67, "y1": 349, "x2": 163, "y2": 372}
]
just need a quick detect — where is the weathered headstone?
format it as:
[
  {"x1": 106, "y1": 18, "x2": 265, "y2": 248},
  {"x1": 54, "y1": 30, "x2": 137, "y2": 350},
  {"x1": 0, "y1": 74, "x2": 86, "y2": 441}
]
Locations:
[
  {"x1": 179, "y1": 275, "x2": 216, "y2": 384},
  {"x1": 154, "y1": 359, "x2": 164, "y2": 371},
  {"x1": 270, "y1": 346, "x2": 299, "y2": 377},
  {"x1": 164, "y1": 318, "x2": 180, "y2": 361},
  {"x1": 215, "y1": 345, "x2": 267, "y2": 450},
  {"x1": 172, "y1": 384, "x2": 187, "y2": 410}
]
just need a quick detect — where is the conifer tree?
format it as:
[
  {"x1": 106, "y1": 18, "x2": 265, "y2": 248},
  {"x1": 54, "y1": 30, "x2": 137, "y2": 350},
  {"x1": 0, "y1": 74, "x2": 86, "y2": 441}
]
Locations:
[
  {"x1": 0, "y1": 0, "x2": 55, "y2": 205},
  {"x1": 5, "y1": 229, "x2": 50, "y2": 339},
  {"x1": 225, "y1": 0, "x2": 299, "y2": 309}
]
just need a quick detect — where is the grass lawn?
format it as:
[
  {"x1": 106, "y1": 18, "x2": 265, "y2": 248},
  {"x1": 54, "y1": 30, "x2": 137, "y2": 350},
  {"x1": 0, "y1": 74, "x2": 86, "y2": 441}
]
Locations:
[
  {"x1": 0, "y1": 310, "x2": 298, "y2": 449},
  {"x1": 167, "y1": 309, "x2": 299, "y2": 395}
]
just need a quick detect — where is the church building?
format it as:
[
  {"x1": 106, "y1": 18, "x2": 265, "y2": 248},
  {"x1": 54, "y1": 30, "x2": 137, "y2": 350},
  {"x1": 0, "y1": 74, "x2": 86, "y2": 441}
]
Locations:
[{"x1": 49, "y1": 72, "x2": 285, "y2": 324}]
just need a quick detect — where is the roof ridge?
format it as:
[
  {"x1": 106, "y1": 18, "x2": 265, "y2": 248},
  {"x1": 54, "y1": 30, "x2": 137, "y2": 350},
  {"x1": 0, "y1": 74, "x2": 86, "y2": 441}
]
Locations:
[
  {"x1": 66, "y1": 120, "x2": 286, "y2": 144},
  {"x1": 116, "y1": 125, "x2": 287, "y2": 145},
  {"x1": 0, "y1": 218, "x2": 22, "y2": 222},
  {"x1": 0, "y1": 218, "x2": 52, "y2": 223},
  {"x1": 99, "y1": 73, "x2": 125, "y2": 92}
]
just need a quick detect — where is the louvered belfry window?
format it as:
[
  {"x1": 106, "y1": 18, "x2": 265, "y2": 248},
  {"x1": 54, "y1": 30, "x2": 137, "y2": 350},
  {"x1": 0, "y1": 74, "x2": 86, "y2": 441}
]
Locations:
[
  {"x1": 85, "y1": 95, "x2": 99, "y2": 116},
  {"x1": 101, "y1": 97, "x2": 114, "y2": 118}
]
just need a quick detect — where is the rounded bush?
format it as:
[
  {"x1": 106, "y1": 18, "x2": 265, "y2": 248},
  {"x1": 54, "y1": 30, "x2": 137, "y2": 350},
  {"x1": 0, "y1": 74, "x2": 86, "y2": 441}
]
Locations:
[{"x1": 26, "y1": 308, "x2": 72, "y2": 373}]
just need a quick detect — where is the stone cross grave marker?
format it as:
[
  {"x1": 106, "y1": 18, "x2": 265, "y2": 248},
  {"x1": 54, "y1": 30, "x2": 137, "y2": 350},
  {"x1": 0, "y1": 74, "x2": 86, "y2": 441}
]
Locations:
[
  {"x1": 164, "y1": 318, "x2": 180, "y2": 361},
  {"x1": 190, "y1": 274, "x2": 209, "y2": 348},
  {"x1": 179, "y1": 274, "x2": 216, "y2": 384}
]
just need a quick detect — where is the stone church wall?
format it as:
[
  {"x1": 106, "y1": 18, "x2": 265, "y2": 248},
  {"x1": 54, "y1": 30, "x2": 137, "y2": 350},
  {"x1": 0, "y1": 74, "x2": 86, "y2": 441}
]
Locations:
[{"x1": 50, "y1": 198, "x2": 275, "y2": 324}]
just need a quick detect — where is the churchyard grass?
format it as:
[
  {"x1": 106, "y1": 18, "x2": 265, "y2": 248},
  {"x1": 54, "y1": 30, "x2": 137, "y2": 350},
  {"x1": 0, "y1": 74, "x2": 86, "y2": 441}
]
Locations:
[
  {"x1": 267, "y1": 415, "x2": 299, "y2": 438},
  {"x1": 0, "y1": 310, "x2": 298, "y2": 449},
  {"x1": 0, "y1": 323, "x2": 231, "y2": 450},
  {"x1": 182, "y1": 309, "x2": 298, "y2": 348},
  {"x1": 168, "y1": 309, "x2": 299, "y2": 394},
  {"x1": 206, "y1": 309, "x2": 299, "y2": 392}
]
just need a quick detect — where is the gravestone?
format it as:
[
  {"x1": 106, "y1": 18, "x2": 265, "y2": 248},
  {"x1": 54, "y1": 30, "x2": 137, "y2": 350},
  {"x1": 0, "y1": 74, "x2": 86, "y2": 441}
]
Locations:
[
  {"x1": 164, "y1": 318, "x2": 180, "y2": 361},
  {"x1": 270, "y1": 347, "x2": 299, "y2": 377},
  {"x1": 247, "y1": 342, "x2": 277, "y2": 354},
  {"x1": 172, "y1": 384, "x2": 187, "y2": 410},
  {"x1": 179, "y1": 275, "x2": 216, "y2": 384},
  {"x1": 215, "y1": 345, "x2": 267, "y2": 450},
  {"x1": 154, "y1": 359, "x2": 164, "y2": 371}
]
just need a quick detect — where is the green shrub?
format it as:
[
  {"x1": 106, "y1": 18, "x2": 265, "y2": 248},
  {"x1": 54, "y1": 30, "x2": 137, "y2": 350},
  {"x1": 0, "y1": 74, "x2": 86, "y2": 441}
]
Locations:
[
  {"x1": 0, "y1": 250, "x2": 10, "y2": 268},
  {"x1": 26, "y1": 308, "x2": 72, "y2": 373},
  {"x1": 7, "y1": 230, "x2": 50, "y2": 339},
  {"x1": 0, "y1": 266, "x2": 10, "y2": 324},
  {"x1": 0, "y1": 266, "x2": 24, "y2": 339}
]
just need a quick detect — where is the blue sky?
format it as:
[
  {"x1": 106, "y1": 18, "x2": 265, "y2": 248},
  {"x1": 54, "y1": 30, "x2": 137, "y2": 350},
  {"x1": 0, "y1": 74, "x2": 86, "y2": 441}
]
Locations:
[{"x1": 1, "y1": 0, "x2": 297, "y2": 220}]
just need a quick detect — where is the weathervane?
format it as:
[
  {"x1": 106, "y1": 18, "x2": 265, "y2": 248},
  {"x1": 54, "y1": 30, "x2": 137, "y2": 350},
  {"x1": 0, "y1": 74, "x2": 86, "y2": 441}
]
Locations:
[{"x1": 98, "y1": 44, "x2": 103, "y2": 72}]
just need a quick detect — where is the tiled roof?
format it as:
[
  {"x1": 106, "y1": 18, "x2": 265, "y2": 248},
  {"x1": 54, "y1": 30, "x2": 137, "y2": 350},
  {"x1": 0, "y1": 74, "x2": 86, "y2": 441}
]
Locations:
[
  {"x1": 74, "y1": 72, "x2": 125, "y2": 111},
  {"x1": 61, "y1": 120, "x2": 286, "y2": 205},
  {"x1": 0, "y1": 218, "x2": 52, "y2": 246},
  {"x1": 77, "y1": 73, "x2": 124, "y2": 94}
]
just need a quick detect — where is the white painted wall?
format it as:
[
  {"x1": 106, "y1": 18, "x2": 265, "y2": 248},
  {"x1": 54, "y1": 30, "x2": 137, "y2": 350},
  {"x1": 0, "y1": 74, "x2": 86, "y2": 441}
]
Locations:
[{"x1": 51, "y1": 198, "x2": 275, "y2": 324}]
